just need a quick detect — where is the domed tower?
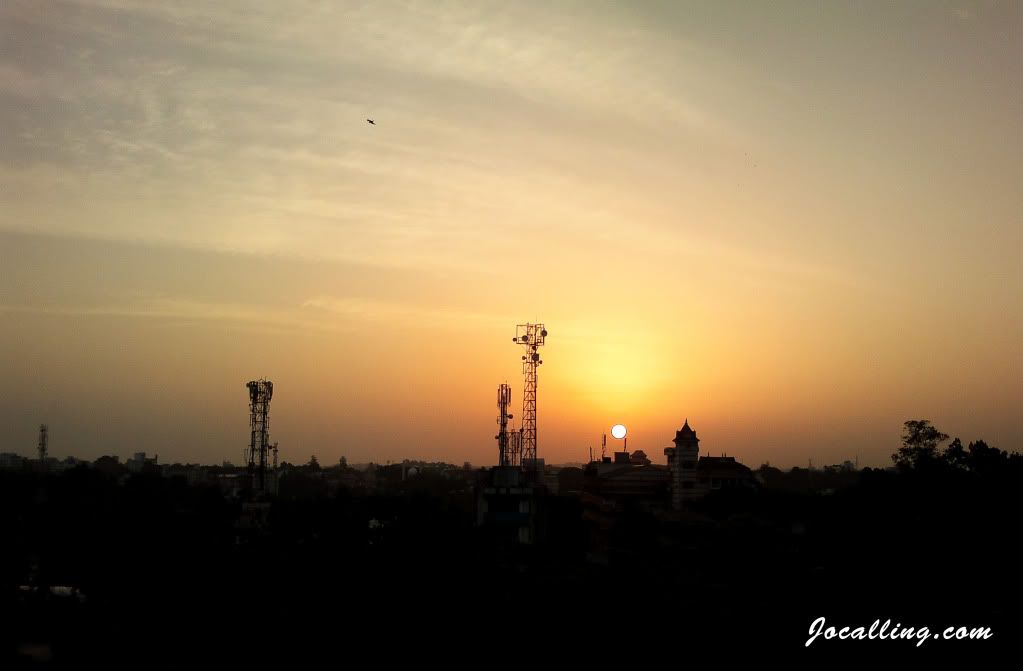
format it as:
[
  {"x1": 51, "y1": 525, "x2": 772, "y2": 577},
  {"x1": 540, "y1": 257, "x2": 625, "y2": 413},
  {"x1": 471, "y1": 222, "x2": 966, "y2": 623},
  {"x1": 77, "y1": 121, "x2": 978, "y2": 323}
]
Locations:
[{"x1": 666, "y1": 419, "x2": 700, "y2": 510}]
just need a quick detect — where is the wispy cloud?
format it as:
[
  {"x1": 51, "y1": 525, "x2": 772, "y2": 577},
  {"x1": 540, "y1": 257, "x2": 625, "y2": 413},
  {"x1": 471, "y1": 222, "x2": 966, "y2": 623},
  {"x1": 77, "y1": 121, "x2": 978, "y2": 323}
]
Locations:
[
  {"x1": 0, "y1": 0, "x2": 746, "y2": 272},
  {"x1": 0, "y1": 298, "x2": 354, "y2": 334},
  {"x1": 302, "y1": 295, "x2": 507, "y2": 330}
]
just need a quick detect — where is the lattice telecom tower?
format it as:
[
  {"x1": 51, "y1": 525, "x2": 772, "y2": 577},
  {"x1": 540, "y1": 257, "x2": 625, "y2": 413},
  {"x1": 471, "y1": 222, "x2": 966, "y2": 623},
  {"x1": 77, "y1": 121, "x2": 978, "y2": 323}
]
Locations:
[
  {"x1": 513, "y1": 323, "x2": 547, "y2": 470},
  {"x1": 38, "y1": 424, "x2": 48, "y2": 463},
  {"x1": 495, "y1": 383, "x2": 515, "y2": 466},
  {"x1": 246, "y1": 379, "x2": 275, "y2": 493}
]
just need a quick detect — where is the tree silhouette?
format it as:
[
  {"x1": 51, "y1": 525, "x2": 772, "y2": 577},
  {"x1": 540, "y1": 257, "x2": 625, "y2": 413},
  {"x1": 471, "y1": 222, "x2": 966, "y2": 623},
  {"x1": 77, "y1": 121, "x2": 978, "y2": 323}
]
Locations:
[
  {"x1": 891, "y1": 419, "x2": 949, "y2": 472},
  {"x1": 966, "y1": 439, "x2": 1009, "y2": 475},
  {"x1": 92, "y1": 455, "x2": 125, "y2": 479},
  {"x1": 944, "y1": 437, "x2": 968, "y2": 470}
]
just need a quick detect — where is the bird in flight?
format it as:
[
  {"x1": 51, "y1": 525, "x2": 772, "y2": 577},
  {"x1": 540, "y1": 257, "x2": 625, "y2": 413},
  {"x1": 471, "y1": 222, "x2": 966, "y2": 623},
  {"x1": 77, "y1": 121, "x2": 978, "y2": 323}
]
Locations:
[{"x1": 366, "y1": 119, "x2": 375, "y2": 125}]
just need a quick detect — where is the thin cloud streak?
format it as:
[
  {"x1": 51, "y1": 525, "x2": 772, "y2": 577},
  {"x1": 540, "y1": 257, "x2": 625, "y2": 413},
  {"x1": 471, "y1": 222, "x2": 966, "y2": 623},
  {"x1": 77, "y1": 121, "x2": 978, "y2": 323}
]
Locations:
[
  {"x1": 302, "y1": 296, "x2": 508, "y2": 330},
  {"x1": 0, "y1": 299, "x2": 354, "y2": 335}
]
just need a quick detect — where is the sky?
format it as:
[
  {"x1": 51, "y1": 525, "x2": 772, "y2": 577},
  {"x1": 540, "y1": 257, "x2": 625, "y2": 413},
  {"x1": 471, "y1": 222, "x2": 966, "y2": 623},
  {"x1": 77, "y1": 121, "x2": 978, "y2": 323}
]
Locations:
[{"x1": 1, "y1": 0, "x2": 1021, "y2": 468}]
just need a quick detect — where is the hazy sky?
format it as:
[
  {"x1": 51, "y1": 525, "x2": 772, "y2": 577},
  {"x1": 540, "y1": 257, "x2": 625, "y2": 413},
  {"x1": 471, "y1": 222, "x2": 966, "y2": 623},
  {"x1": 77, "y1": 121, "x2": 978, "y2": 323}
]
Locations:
[{"x1": 2, "y1": 1, "x2": 1020, "y2": 468}]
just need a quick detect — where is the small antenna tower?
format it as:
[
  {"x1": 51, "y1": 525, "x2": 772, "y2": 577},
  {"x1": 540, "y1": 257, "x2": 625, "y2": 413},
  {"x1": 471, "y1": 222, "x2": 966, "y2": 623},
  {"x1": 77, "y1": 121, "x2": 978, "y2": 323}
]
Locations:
[
  {"x1": 246, "y1": 379, "x2": 275, "y2": 494},
  {"x1": 495, "y1": 383, "x2": 514, "y2": 466},
  {"x1": 38, "y1": 424, "x2": 48, "y2": 464}
]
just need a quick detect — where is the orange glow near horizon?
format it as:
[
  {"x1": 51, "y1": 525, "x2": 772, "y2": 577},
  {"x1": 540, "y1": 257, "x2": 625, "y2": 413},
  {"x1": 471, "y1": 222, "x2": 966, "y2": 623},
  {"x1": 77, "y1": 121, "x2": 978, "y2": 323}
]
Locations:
[{"x1": 0, "y1": 2, "x2": 1020, "y2": 468}]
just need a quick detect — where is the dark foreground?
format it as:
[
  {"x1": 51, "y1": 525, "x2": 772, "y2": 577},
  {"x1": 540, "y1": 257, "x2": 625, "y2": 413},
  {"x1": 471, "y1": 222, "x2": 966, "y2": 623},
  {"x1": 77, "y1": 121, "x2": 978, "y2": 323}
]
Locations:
[{"x1": 2, "y1": 461, "x2": 1020, "y2": 667}]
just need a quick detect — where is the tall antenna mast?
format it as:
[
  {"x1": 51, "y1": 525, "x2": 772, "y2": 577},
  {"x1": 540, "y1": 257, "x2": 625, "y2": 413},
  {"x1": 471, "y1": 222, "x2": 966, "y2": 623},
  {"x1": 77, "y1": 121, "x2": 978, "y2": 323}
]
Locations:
[
  {"x1": 246, "y1": 379, "x2": 274, "y2": 493},
  {"x1": 38, "y1": 424, "x2": 48, "y2": 465},
  {"x1": 495, "y1": 383, "x2": 513, "y2": 466},
  {"x1": 513, "y1": 323, "x2": 547, "y2": 471}
]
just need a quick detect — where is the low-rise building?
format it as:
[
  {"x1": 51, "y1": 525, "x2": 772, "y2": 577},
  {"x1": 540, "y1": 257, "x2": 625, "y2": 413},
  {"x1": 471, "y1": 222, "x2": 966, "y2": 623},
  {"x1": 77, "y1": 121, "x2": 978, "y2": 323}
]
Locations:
[
  {"x1": 665, "y1": 420, "x2": 757, "y2": 508},
  {"x1": 475, "y1": 466, "x2": 546, "y2": 544},
  {"x1": 0, "y1": 452, "x2": 26, "y2": 470},
  {"x1": 126, "y1": 452, "x2": 158, "y2": 473}
]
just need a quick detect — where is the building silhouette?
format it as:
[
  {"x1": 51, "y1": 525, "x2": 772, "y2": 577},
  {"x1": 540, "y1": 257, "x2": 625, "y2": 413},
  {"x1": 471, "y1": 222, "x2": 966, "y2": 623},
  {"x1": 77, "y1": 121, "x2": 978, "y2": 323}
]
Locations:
[
  {"x1": 665, "y1": 419, "x2": 701, "y2": 509},
  {"x1": 664, "y1": 420, "x2": 757, "y2": 508}
]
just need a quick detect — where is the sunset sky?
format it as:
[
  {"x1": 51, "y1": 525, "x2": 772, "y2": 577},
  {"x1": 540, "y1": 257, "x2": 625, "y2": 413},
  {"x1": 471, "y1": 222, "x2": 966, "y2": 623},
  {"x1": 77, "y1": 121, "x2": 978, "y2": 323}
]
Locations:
[{"x1": 2, "y1": 1, "x2": 1020, "y2": 468}]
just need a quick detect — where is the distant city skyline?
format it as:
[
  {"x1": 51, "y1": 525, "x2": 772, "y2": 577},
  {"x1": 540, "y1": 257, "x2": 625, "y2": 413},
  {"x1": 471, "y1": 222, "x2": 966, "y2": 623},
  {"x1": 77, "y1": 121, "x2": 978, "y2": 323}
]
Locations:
[{"x1": 2, "y1": 2, "x2": 1020, "y2": 468}]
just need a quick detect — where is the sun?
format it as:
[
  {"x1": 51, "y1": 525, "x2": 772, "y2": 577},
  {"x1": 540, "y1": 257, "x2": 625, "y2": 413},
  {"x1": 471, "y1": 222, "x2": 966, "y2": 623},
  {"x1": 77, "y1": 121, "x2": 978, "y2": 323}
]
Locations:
[{"x1": 611, "y1": 424, "x2": 627, "y2": 440}]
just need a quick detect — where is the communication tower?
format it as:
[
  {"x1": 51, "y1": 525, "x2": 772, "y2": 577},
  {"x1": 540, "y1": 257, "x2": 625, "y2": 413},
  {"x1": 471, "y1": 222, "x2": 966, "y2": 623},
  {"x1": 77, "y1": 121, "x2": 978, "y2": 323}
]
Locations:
[
  {"x1": 513, "y1": 323, "x2": 547, "y2": 471},
  {"x1": 38, "y1": 424, "x2": 48, "y2": 464},
  {"x1": 495, "y1": 384, "x2": 514, "y2": 466},
  {"x1": 246, "y1": 379, "x2": 275, "y2": 493}
]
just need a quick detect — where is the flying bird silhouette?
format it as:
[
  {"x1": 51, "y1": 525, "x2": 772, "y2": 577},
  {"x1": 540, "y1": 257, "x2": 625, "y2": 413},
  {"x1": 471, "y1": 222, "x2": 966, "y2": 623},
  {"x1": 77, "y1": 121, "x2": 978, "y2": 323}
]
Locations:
[{"x1": 366, "y1": 119, "x2": 375, "y2": 125}]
